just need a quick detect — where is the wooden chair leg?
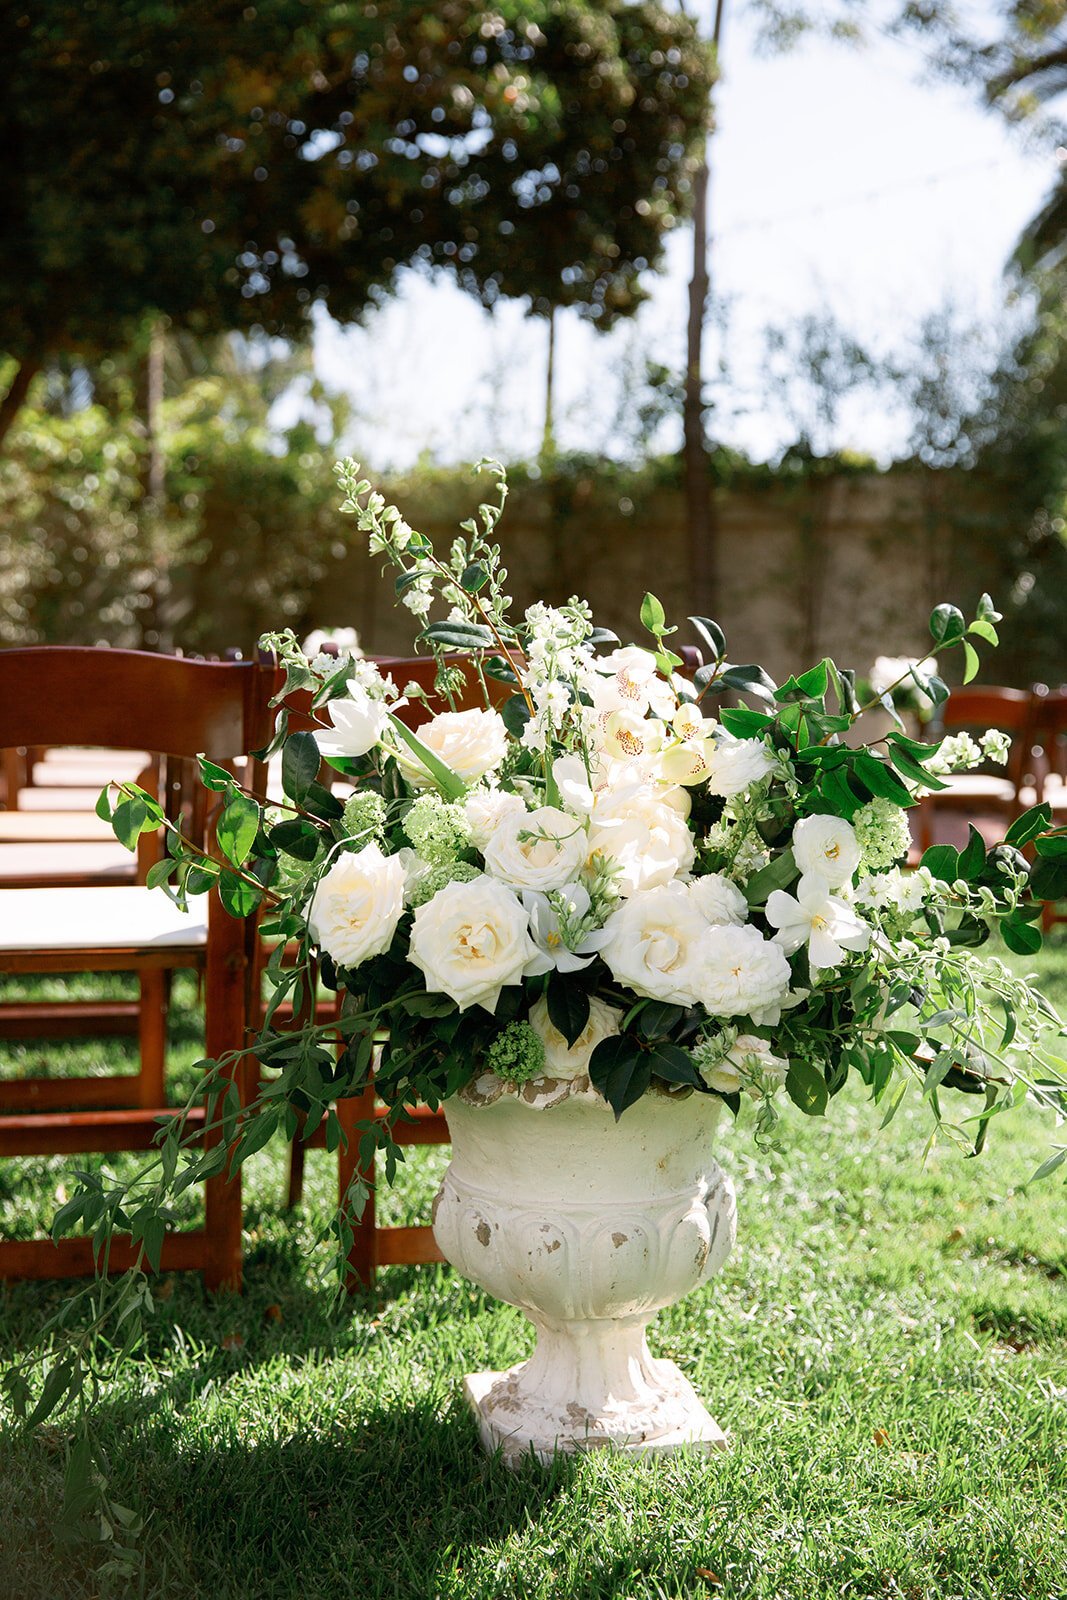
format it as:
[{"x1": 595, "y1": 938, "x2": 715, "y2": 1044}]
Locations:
[
  {"x1": 338, "y1": 1088, "x2": 377, "y2": 1292},
  {"x1": 286, "y1": 1110, "x2": 307, "y2": 1209},
  {"x1": 137, "y1": 967, "x2": 167, "y2": 1108}
]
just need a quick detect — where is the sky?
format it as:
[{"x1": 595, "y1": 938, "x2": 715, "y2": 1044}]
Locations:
[{"x1": 303, "y1": 9, "x2": 1056, "y2": 469}]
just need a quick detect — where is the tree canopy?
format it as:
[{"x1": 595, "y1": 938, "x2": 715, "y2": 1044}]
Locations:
[{"x1": 0, "y1": 2, "x2": 712, "y2": 383}]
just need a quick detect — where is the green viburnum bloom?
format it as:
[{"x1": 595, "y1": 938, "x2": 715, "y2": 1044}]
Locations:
[
  {"x1": 484, "y1": 1021, "x2": 546, "y2": 1085},
  {"x1": 406, "y1": 859, "x2": 481, "y2": 909},
  {"x1": 341, "y1": 791, "x2": 387, "y2": 842},
  {"x1": 403, "y1": 793, "x2": 472, "y2": 864},
  {"x1": 854, "y1": 796, "x2": 912, "y2": 873}
]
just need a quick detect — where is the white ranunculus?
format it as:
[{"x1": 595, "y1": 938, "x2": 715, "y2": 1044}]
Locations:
[
  {"x1": 688, "y1": 872, "x2": 748, "y2": 927},
  {"x1": 407, "y1": 875, "x2": 543, "y2": 1012},
  {"x1": 395, "y1": 708, "x2": 508, "y2": 789},
  {"x1": 765, "y1": 873, "x2": 871, "y2": 974},
  {"x1": 308, "y1": 842, "x2": 405, "y2": 970},
  {"x1": 588, "y1": 786, "x2": 695, "y2": 896},
  {"x1": 695, "y1": 924, "x2": 792, "y2": 1020},
  {"x1": 528, "y1": 993, "x2": 623, "y2": 1080},
  {"x1": 599, "y1": 882, "x2": 707, "y2": 1005},
  {"x1": 706, "y1": 735, "x2": 775, "y2": 798},
  {"x1": 482, "y1": 804, "x2": 587, "y2": 892},
  {"x1": 792, "y1": 813, "x2": 861, "y2": 889},
  {"x1": 316, "y1": 682, "x2": 391, "y2": 759},
  {"x1": 463, "y1": 785, "x2": 528, "y2": 851}
]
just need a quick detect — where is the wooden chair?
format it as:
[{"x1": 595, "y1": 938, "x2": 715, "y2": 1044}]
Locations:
[
  {"x1": 916, "y1": 686, "x2": 1038, "y2": 853},
  {"x1": 1027, "y1": 688, "x2": 1067, "y2": 930},
  {"x1": 0, "y1": 647, "x2": 263, "y2": 1288}
]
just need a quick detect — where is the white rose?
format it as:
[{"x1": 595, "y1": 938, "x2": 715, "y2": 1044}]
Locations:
[
  {"x1": 316, "y1": 682, "x2": 391, "y2": 759},
  {"x1": 706, "y1": 736, "x2": 775, "y2": 798},
  {"x1": 689, "y1": 873, "x2": 748, "y2": 927},
  {"x1": 792, "y1": 814, "x2": 861, "y2": 889},
  {"x1": 695, "y1": 924, "x2": 792, "y2": 1020},
  {"x1": 407, "y1": 875, "x2": 543, "y2": 1012},
  {"x1": 588, "y1": 786, "x2": 695, "y2": 897},
  {"x1": 483, "y1": 804, "x2": 587, "y2": 892},
  {"x1": 308, "y1": 842, "x2": 405, "y2": 970},
  {"x1": 702, "y1": 1034, "x2": 789, "y2": 1095},
  {"x1": 464, "y1": 786, "x2": 528, "y2": 851},
  {"x1": 599, "y1": 882, "x2": 707, "y2": 1005},
  {"x1": 528, "y1": 993, "x2": 622, "y2": 1080},
  {"x1": 395, "y1": 708, "x2": 508, "y2": 789}
]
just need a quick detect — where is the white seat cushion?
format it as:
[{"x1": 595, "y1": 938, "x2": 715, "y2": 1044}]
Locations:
[
  {"x1": 0, "y1": 887, "x2": 208, "y2": 952},
  {"x1": 0, "y1": 811, "x2": 117, "y2": 842},
  {"x1": 933, "y1": 774, "x2": 1016, "y2": 804},
  {"x1": 16, "y1": 787, "x2": 115, "y2": 812},
  {"x1": 0, "y1": 843, "x2": 136, "y2": 882}
]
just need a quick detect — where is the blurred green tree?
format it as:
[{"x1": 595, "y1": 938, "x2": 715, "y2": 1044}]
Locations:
[{"x1": 0, "y1": 1, "x2": 712, "y2": 447}]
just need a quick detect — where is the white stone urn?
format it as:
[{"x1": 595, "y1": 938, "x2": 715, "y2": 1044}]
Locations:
[{"x1": 432, "y1": 1070, "x2": 737, "y2": 1466}]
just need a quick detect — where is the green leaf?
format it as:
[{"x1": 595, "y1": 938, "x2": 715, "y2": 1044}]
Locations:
[
  {"x1": 216, "y1": 792, "x2": 260, "y2": 869},
  {"x1": 500, "y1": 693, "x2": 531, "y2": 739},
  {"x1": 268, "y1": 819, "x2": 322, "y2": 861},
  {"x1": 743, "y1": 848, "x2": 798, "y2": 906},
  {"x1": 968, "y1": 618, "x2": 999, "y2": 647},
  {"x1": 387, "y1": 713, "x2": 466, "y2": 801},
  {"x1": 95, "y1": 785, "x2": 112, "y2": 822},
  {"x1": 459, "y1": 562, "x2": 489, "y2": 593},
  {"x1": 688, "y1": 616, "x2": 726, "y2": 661},
  {"x1": 920, "y1": 843, "x2": 959, "y2": 881},
  {"x1": 958, "y1": 825, "x2": 986, "y2": 882},
  {"x1": 217, "y1": 869, "x2": 262, "y2": 919},
  {"x1": 961, "y1": 640, "x2": 980, "y2": 684},
  {"x1": 1029, "y1": 859, "x2": 1067, "y2": 902},
  {"x1": 721, "y1": 664, "x2": 777, "y2": 702},
  {"x1": 110, "y1": 786, "x2": 164, "y2": 851},
  {"x1": 1004, "y1": 804, "x2": 1051, "y2": 848},
  {"x1": 1035, "y1": 833, "x2": 1067, "y2": 860},
  {"x1": 420, "y1": 621, "x2": 495, "y2": 650},
  {"x1": 885, "y1": 738, "x2": 948, "y2": 791},
  {"x1": 851, "y1": 751, "x2": 914, "y2": 807},
  {"x1": 145, "y1": 859, "x2": 176, "y2": 891},
  {"x1": 634, "y1": 1001, "x2": 687, "y2": 1042},
  {"x1": 648, "y1": 1043, "x2": 702, "y2": 1088},
  {"x1": 977, "y1": 592, "x2": 1002, "y2": 624},
  {"x1": 640, "y1": 592, "x2": 666, "y2": 634},
  {"x1": 929, "y1": 603, "x2": 966, "y2": 646},
  {"x1": 1001, "y1": 915, "x2": 1042, "y2": 956},
  {"x1": 786, "y1": 1058, "x2": 829, "y2": 1117},
  {"x1": 719, "y1": 707, "x2": 772, "y2": 738},
  {"x1": 281, "y1": 731, "x2": 321, "y2": 804},
  {"x1": 546, "y1": 976, "x2": 590, "y2": 1050},
  {"x1": 1028, "y1": 1147, "x2": 1067, "y2": 1184},
  {"x1": 588, "y1": 1037, "x2": 651, "y2": 1121},
  {"x1": 198, "y1": 757, "x2": 235, "y2": 792}
]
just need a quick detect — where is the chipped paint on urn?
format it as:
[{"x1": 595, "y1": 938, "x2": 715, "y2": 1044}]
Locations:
[{"x1": 432, "y1": 1073, "x2": 737, "y2": 1466}]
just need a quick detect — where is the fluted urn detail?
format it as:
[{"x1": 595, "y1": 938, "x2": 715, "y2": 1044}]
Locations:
[{"x1": 432, "y1": 1072, "x2": 737, "y2": 1465}]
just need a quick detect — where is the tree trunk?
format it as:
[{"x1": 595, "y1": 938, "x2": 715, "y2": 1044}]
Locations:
[
  {"x1": 683, "y1": 0, "x2": 726, "y2": 618},
  {"x1": 138, "y1": 320, "x2": 169, "y2": 650},
  {"x1": 542, "y1": 307, "x2": 557, "y2": 462},
  {"x1": 0, "y1": 355, "x2": 42, "y2": 453}
]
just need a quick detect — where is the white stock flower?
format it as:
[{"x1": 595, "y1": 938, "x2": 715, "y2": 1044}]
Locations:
[
  {"x1": 706, "y1": 735, "x2": 775, "y2": 798},
  {"x1": 980, "y1": 728, "x2": 1011, "y2": 766},
  {"x1": 792, "y1": 813, "x2": 861, "y2": 889},
  {"x1": 528, "y1": 993, "x2": 623, "y2": 1080},
  {"x1": 599, "y1": 882, "x2": 707, "y2": 1005},
  {"x1": 688, "y1": 873, "x2": 748, "y2": 927},
  {"x1": 587, "y1": 785, "x2": 695, "y2": 896},
  {"x1": 483, "y1": 805, "x2": 587, "y2": 892},
  {"x1": 308, "y1": 843, "x2": 405, "y2": 969},
  {"x1": 464, "y1": 785, "x2": 528, "y2": 851},
  {"x1": 395, "y1": 707, "x2": 508, "y2": 789},
  {"x1": 695, "y1": 924, "x2": 792, "y2": 1021},
  {"x1": 407, "y1": 876, "x2": 543, "y2": 1012},
  {"x1": 316, "y1": 682, "x2": 391, "y2": 759},
  {"x1": 854, "y1": 865, "x2": 933, "y2": 915},
  {"x1": 766, "y1": 874, "x2": 871, "y2": 974}
]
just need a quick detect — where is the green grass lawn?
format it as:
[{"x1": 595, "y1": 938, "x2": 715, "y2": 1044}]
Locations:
[{"x1": 1, "y1": 946, "x2": 1065, "y2": 1600}]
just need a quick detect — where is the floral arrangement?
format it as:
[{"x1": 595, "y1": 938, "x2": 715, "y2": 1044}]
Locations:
[{"x1": 7, "y1": 461, "x2": 1067, "y2": 1553}]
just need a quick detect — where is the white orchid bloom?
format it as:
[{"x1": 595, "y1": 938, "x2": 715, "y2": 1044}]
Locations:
[{"x1": 765, "y1": 873, "x2": 871, "y2": 975}]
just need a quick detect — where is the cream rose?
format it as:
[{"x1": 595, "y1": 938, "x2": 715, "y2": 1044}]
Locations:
[
  {"x1": 464, "y1": 785, "x2": 528, "y2": 851},
  {"x1": 792, "y1": 813, "x2": 861, "y2": 889},
  {"x1": 528, "y1": 993, "x2": 622, "y2": 1080},
  {"x1": 482, "y1": 804, "x2": 587, "y2": 892},
  {"x1": 407, "y1": 875, "x2": 542, "y2": 1012},
  {"x1": 598, "y1": 882, "x2": 707, "y2": 1005},
  {"x1": 587, "y1": 786, "x2": 695, "y2": 896},
  {"x1": 308, "y1": 842, "x2": 405, "y2": 970},
  {"x1": 395, "y1": 708, "x2": 508, "y2": 790}
]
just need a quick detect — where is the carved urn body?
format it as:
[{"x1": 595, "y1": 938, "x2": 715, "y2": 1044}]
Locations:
[{"x1": 432, "y1": 1074, "x2": 737, "y2": 1466}]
